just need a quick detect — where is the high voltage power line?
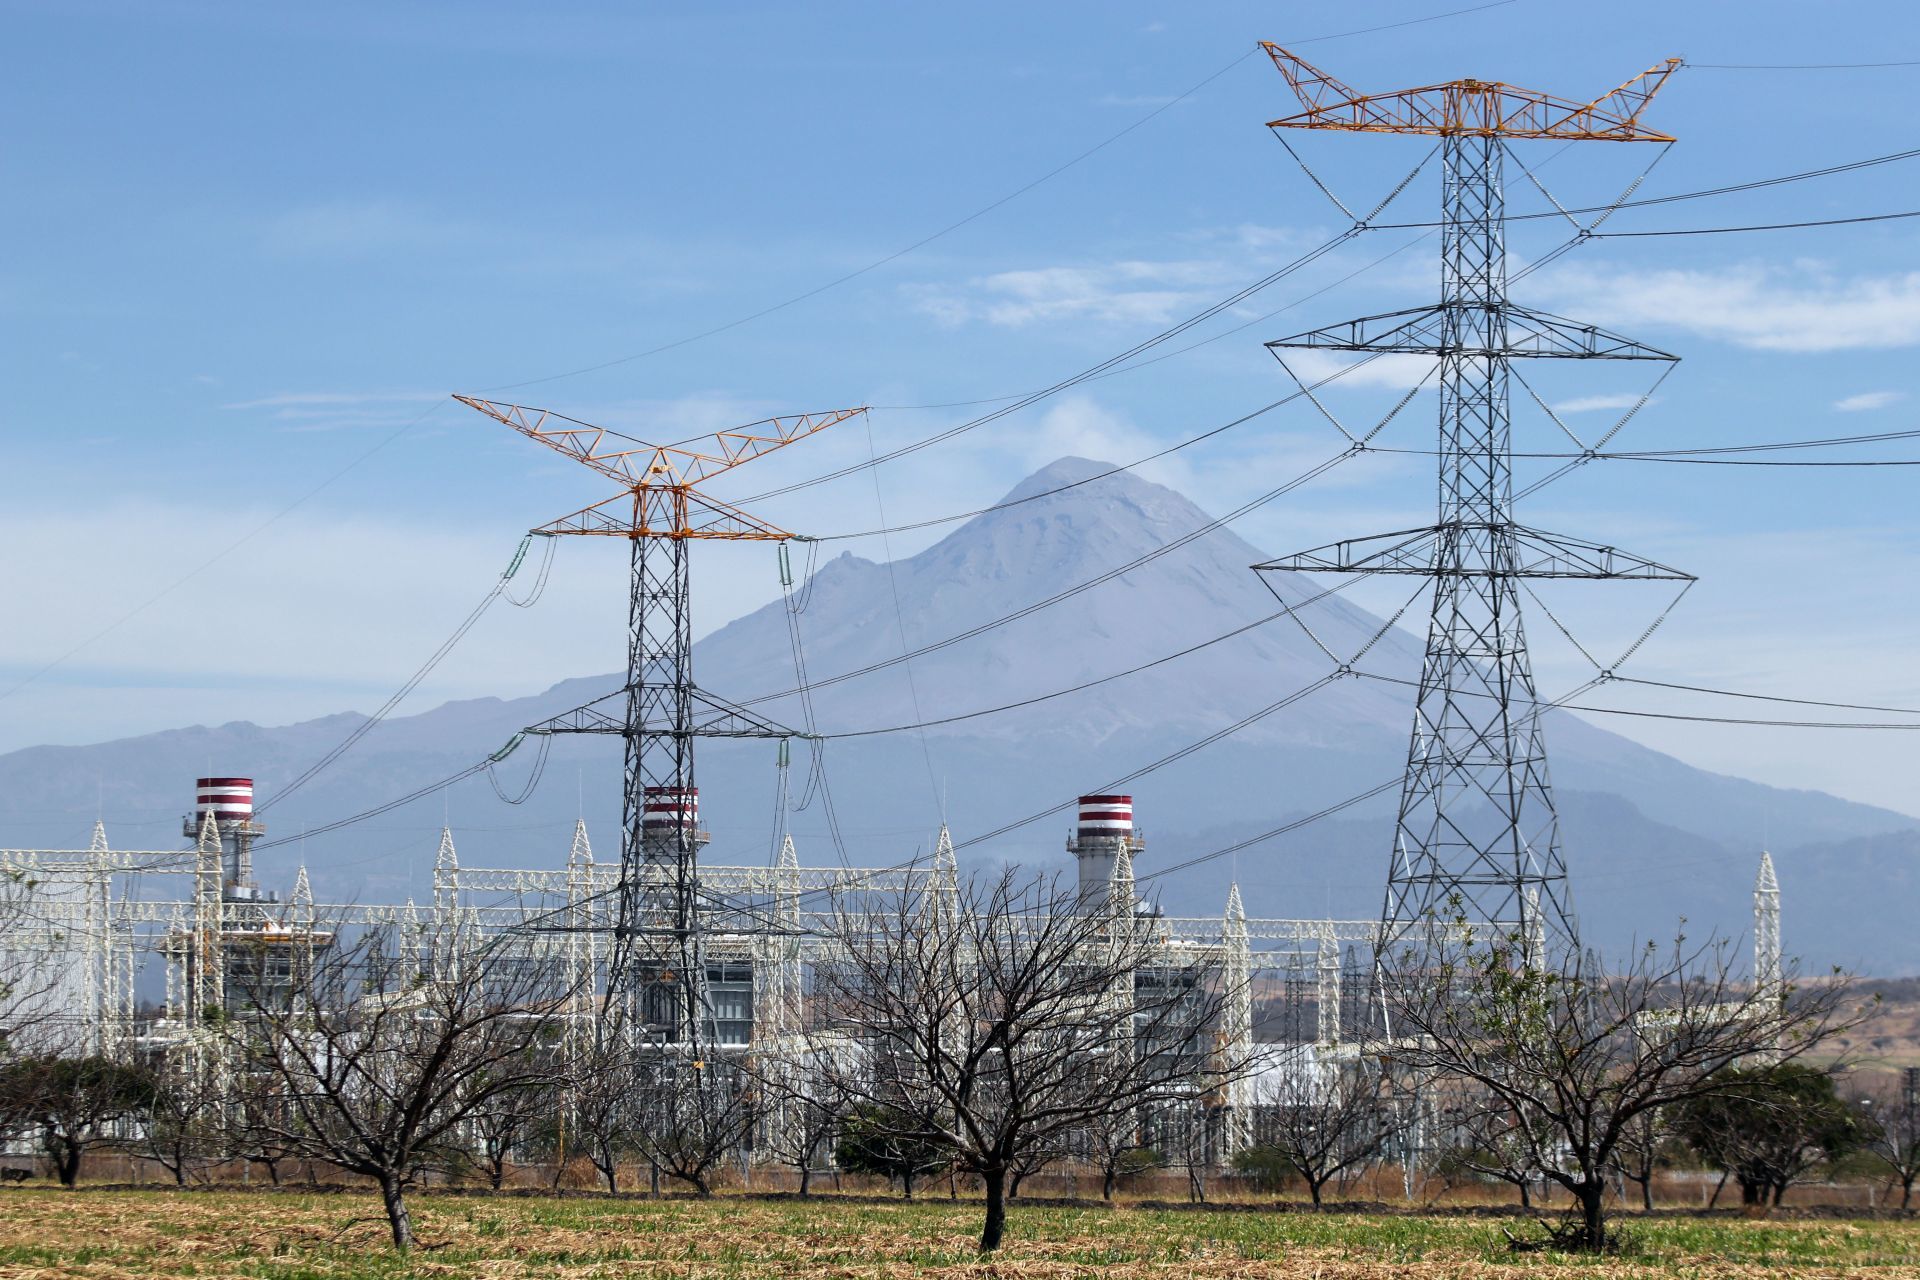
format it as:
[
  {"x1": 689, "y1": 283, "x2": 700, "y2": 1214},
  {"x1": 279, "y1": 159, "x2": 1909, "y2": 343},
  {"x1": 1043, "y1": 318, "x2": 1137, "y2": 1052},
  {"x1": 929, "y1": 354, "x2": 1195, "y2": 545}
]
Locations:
[
  {"x1": 17, "y1": 131, "x2": 1919, "y2": 707},
  {"x1": 255, "y1": 397, "x2": 1920, "y2": 851},
  {"x1": 474, "y1": 0, "x2": 1527, "y2": 396},
  {"x1": 219, "y1": 116, "x2": 1920, "y2": 862}
]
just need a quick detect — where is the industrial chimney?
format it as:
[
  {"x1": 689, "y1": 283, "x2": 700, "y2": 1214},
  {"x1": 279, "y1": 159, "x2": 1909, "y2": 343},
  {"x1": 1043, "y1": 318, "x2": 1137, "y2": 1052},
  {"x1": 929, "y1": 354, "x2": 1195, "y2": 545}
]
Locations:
[
  {"x1": 640, "y1": 786, "x2": 710, "y2": 858},
  {"x1": 1067, "y1": 794, "x2": 1142, "y2": 908},
  {"x1": 184, "y1": 776, "x2": 265, "y2": 900}
]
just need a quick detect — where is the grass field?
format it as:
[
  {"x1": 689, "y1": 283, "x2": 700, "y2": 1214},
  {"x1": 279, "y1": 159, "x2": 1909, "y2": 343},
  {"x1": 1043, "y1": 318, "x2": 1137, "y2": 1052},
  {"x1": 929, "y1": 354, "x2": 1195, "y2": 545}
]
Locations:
[{"x1": 0, "y1": 1191, "x2": 1913, "y2": 1278}]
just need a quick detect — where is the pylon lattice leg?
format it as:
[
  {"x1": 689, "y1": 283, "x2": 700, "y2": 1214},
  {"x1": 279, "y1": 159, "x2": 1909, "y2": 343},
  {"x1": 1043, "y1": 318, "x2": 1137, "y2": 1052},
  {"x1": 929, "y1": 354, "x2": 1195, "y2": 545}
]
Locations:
[
  {"x1": 612, "y1": 529, "x2": 711, "y2": 1050},
  {"x1": 1382, "y1": 135, "x2": 1574, "y2": 958}
]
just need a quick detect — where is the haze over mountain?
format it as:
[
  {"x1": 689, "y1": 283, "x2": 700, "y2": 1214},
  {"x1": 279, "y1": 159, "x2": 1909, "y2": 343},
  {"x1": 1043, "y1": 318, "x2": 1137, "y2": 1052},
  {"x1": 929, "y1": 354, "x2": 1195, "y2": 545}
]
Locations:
[{"x1": 4, "y1": 458, "x2": 1915, "y2": 972}]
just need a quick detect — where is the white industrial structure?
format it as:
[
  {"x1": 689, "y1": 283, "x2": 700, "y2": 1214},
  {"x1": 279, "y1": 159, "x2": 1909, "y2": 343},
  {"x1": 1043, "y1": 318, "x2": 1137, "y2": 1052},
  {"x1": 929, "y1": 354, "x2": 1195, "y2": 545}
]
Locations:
[{"x1": 0, "y1": 781, "x2": 1789, "y2": 1167}]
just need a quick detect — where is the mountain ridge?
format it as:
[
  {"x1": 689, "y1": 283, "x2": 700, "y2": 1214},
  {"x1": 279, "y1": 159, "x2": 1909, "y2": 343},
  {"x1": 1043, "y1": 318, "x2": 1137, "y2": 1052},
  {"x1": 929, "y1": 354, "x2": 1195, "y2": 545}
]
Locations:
[{"x1": 2, "y1": 456, "x2": 1913, "y2": 970}]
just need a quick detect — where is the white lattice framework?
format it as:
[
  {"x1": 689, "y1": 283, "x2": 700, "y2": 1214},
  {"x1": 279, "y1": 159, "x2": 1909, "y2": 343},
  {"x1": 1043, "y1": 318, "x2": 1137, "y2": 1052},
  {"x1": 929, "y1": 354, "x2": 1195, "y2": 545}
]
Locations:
[{"x1": 0, "y1": 821, "x2": 1365, "y2": 1071}]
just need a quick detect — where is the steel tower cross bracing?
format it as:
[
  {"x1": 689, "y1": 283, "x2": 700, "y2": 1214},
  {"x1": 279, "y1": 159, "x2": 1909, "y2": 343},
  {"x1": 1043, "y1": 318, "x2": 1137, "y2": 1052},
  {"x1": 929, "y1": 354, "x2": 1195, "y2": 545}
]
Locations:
[
  {"x1": 1253, "y1": 47, "x2": 1690, "y2": 959},
  {"x1": 454, "y1": 396, "x2": 865, "y2": 1050}
]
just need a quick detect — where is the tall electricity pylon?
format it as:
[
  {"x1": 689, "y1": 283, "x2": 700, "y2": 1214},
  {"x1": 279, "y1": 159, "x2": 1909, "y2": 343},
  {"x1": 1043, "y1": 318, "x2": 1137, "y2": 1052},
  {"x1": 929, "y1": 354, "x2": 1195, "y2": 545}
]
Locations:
[
  {"x1": 456, "y1": 396, "x2": 865, "y2": 1049},
  {"x1": 1252, "y1": 48, "x2": 1691, "y2": 961}
]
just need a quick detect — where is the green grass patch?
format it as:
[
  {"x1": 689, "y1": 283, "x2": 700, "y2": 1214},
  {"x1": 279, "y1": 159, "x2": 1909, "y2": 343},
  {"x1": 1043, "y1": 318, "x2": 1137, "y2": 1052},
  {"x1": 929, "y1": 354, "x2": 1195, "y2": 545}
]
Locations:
[{"x1": 0, "y1": 1188, "x2": 1911, "y2": 1276}]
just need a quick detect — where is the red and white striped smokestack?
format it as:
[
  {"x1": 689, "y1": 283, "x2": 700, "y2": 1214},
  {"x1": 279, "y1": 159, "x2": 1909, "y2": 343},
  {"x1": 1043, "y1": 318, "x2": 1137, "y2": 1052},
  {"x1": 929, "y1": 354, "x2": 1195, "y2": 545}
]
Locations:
[
  {"x1": 195, "y1": 777, "x2": 254, "y2": 821},
  {"x1": 641, "y1": 786, "x2": 699, "y2": 831},
  {"x1": 1077, "y1": 794, "x2": 1133, "y2": 841}
]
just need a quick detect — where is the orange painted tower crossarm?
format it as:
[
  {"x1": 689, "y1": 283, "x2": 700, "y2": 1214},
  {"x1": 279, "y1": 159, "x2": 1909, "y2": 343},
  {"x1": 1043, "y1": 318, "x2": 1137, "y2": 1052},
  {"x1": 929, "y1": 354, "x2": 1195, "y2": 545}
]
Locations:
[
  {"x1": 1259, "y1": 43, "x2": 1681, "y2": 141},
  {"x1": 453, "y1": 395, "x2": 867, "y2": 541},
  {"x1": 453, "y1": 395, "x2": 866, "y2": 489}
]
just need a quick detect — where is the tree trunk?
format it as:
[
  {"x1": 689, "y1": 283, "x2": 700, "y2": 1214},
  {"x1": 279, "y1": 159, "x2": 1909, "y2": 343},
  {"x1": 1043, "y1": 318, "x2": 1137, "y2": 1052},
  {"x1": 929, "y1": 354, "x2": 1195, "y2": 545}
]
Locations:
[
  {"x1": 797, "y1": 1163, "x2": 812, "y2": 1196},
  {"x1": 980, "y1": 1166, "x2": 1008, "y2": 1252},
  {"x1": 1307, "y1": 1175, "x2": 1324, "y2": 1208},
  {"x1": 1518, "y1": 1178, "x2": 1532, "y2": 1210},
  {"x1": 1639, "y1": 1177, "x2": 1653, "y2": 1212},
  {"x1": 379, "y1": 1174, "x2": 415, "y2": 1251},
  {"x1": 1102, "y1": 1167, "x2": 1116, "y2": 1200},
  {"x1": 1902, "y1": 1177, "x2": 1913, "y2": 1211},
  {"x1": 48, "y1": 1136, "x2": 81, "y2": 1189},
  {"x1": 1009, "y1": 1168, "x2": 1026, "y2": 1201},
  {"x1": 901, "y1": 1169, "x2": 914, "y2": 1200},
  {"x1": 1577, "y1": 1181, "x2": 1607, "y2": 1252}
]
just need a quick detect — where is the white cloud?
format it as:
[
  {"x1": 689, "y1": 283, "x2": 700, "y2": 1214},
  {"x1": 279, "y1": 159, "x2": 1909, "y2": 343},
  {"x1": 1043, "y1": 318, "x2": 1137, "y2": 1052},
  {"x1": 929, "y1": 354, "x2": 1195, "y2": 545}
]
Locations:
[
  {"x1": 222, "y1": 391, "x2": 442, "y2": 411},
  {"x1": 221, "y1": 390, "x2": 447, "y2": 434},
  {"x1": 1833, "y1": 390, "x2": 1905, "y2": 412},
  {"x1": 0, "y1": 496, "x2": 786, "y2": 753},
  {"x1": 1550, "y1": 393, "x2": 1653, "y2": 415},
  {"x1": 909, "y1": 259, "x2": 1232, "y2": 329},
  {"x1": 1021, "y1": 397, "x2": 1183, "y2": 483},
  {"x1": 1538, "y1": 263, "x2": 1920, "y2": 353},
  {"x1": 1272, "y1": 348, "x2": 1437, "y2": 393}
]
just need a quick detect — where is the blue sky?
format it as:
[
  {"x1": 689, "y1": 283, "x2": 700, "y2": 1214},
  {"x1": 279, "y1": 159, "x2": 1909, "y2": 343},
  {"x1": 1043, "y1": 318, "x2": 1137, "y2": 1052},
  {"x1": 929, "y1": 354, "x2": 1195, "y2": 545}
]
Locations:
[{"x1": 6, "y1": 0, "x2": 1920, "y2": 818}]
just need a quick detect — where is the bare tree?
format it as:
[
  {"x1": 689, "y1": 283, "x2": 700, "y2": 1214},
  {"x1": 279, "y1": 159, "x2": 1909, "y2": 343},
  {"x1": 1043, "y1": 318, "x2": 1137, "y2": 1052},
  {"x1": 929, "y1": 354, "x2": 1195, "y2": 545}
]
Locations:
[
  {"x1": 754, "y1": 1058, "x2": 845, "y2": 1196},
  {"x1": 1612, "y1": 1103, "x2": 1674, "y2": 1212},
  {"x1": 140, "y1": 1047, "x2": 227, "y2": 1186},
  {"x1": 1434, "y1": 1093, "x2": 1550, "y2": 1208},
  {"x1": 1384, "y1": 926, "x2": 1861, "y2": 1251},
  {"x1": 451, "y1": 1062, "x2": 554, "y2": 1191},
  {"x1": 563, "y1": 1026, "x2": 652, "y2": 1193},
  {"x1": 1863, "y1": 1071, "x2": 1920, "y2": 1211},
  {"x1": 811, "y1": 868, "x2": 1243, "y2": 1251},
  {"x1": 563, "y1": 1030, "x2": 637, "y2": 1192},
  {"x1": 1007, "y1": 1140, "x2": 1060, "y2": 1201},
  {"x1": 222, "y1": 921, "x2": 570, "y2": 1250},
  {"x1": 627, "y1": 1055, "x2": 759, "y2": 1197},
  {"x1": 1172, "y1": 1101, "x2": 1212, "y2": 1204},
  {"x1": 1245, "y1": 1049, "x2": 1391, "y2": 1208},
  {"x1": 0, "y1": 868, "x2": 69, "y2": 1060},
  {"x1": 232, "y1": 1073, "x2": 306, "y2": 1186},
  {"x1": 1079, "y1": 1104, "x2": 1160, "y2": 1201}
]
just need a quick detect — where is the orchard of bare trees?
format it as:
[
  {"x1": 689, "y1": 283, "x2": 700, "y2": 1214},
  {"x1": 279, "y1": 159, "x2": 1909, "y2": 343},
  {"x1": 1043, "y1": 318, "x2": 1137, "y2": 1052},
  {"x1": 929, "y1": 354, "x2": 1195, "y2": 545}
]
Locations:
[{"x1": 0, "y1": 862, "x2": 1898, "y2": 1259}]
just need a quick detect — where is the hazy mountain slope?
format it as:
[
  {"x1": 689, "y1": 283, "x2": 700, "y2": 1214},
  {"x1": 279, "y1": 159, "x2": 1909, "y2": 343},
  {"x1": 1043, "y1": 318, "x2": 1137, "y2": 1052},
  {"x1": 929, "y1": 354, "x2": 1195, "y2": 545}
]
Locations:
[{"x1": 1, "y1": 457, "x2": 1911, "y2": 968}]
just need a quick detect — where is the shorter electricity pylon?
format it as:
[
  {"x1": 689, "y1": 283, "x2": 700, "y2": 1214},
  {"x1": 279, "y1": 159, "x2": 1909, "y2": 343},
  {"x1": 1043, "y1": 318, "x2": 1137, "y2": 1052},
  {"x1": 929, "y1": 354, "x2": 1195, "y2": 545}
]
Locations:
[{"x1": 455, "y1": 395, "x2": 865, "y2": 1052}]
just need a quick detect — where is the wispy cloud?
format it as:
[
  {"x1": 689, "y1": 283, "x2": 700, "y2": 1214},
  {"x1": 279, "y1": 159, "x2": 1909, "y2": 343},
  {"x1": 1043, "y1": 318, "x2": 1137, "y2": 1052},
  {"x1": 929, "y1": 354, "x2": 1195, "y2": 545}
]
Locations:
[
  {"x1": 909, "y1": 259, "x2": 1233, "y2": 328},
  {"x1": 1551, "y1": 393, "x2": 1653, "y2": 414},
  {"x1": 222, "y1": 391, "x2": 444, "y2": 411},
  {"x1": 1274, "y1": 349, "x2": 1437, "y2": 393},
  {"x1": 1538, "y1": 263, "x2": 1920, "y2": 353},
  {"x1": 1833, "y1": 390, "x2": 1905, "y2": 412},
  {"x1": 222, "y1": 390, "x2": 446, "y2": 433}
]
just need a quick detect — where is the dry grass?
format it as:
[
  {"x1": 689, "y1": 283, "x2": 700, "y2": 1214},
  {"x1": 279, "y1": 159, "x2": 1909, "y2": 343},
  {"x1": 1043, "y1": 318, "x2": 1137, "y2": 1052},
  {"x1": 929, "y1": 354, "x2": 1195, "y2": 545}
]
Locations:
[{"x1": 0, "y1": 1189, "x2": 1912, "y2": 1278}]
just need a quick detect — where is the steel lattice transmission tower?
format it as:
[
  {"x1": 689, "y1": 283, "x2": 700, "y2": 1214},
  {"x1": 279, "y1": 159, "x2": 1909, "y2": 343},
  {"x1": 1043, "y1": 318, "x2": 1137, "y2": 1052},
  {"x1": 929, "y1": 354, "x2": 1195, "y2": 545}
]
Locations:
[
  {"x1": 1252, "y1": 47, "x2": 1691, "y2": 958},
  {"x1": 456, "y1": 396, "x2": 865, "y2": 1048}
]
